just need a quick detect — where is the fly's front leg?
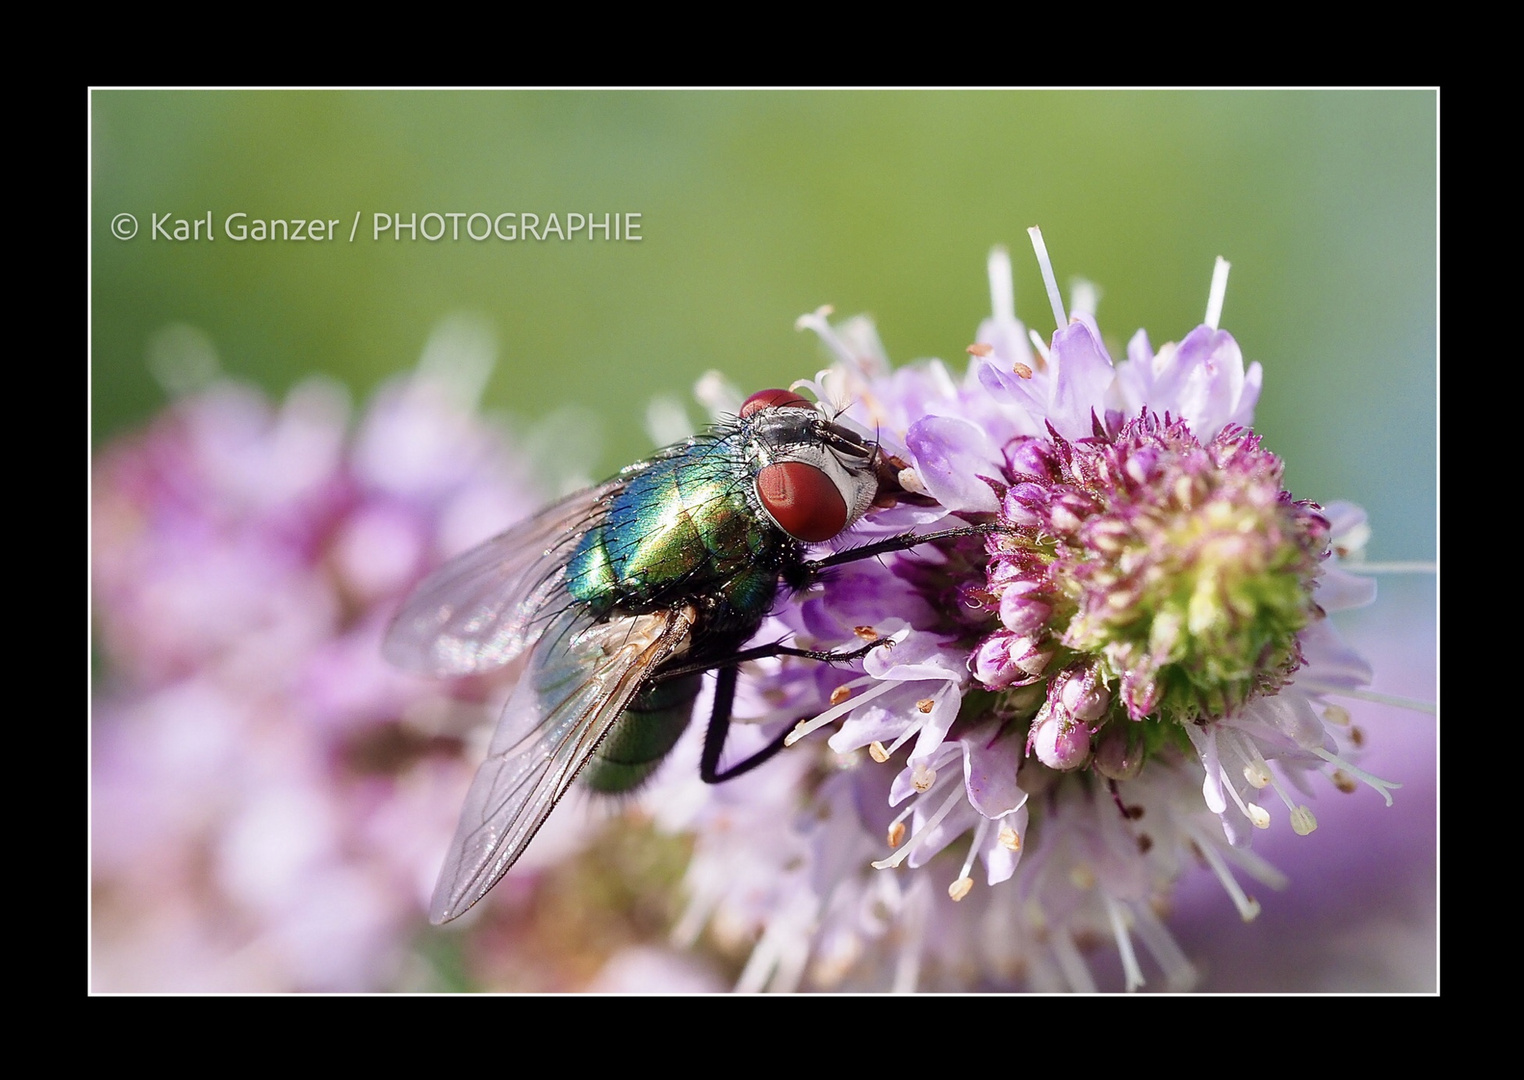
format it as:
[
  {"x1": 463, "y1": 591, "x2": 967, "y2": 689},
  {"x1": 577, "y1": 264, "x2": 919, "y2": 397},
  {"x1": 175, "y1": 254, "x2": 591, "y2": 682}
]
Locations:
[
  {"x1": 803, "y1": 521, "x2": 1008, "y2": 576},
  {"x1": 652, "y1": 634, "x2": 894, "y2": 684}
]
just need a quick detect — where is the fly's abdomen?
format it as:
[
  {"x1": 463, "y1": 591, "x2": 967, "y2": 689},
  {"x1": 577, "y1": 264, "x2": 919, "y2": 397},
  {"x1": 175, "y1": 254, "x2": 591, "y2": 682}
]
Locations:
[{"x1": 580, "y1": 674, "x2": 701, "y2": 793}]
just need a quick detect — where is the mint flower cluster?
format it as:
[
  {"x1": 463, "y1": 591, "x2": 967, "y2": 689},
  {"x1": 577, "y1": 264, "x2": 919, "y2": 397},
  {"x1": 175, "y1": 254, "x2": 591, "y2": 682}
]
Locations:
[
  {"x1": 979, "y1": 412, "x2": 1330, "y2": 774},
  {"x1": 647, "y1": 233, "x2": 1394, "y2": 991}
]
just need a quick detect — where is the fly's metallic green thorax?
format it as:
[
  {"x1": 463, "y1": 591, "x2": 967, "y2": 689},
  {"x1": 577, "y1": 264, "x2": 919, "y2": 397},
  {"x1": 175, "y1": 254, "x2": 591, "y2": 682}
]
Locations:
[
  {"x1": 558, "y1": 406, "x2": 889, "y2": 798},
  {"x1": 565, "y1": 425, "x2": 795, "y2": 640}
]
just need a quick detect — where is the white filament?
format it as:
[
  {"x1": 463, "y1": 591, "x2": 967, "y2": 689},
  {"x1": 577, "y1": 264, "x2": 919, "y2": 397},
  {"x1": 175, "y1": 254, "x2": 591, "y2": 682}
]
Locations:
[
  {"x1": 885, "y1": 723, "x2": 922, "y2": 757},
  {"x1": 1205, "y1": 256, "x2": 1231, "y2": 330},
  {"x1": 988, "y1": 245, "x2": 1016, "y2": 323},
  {"x1": 1103, "y1": 893, "x2": 1145, "y2": 992},
  {"x1": 785, "y1": 677, "x2": 897, "y2": 746},
  {"x1": 873, "y1": 782, "x2": 965, "y2": 870},
  {"x1": 1050, "y1": 925, "x2": 1099, "y2": 994},
  {"x1": 1028, "y1": 226, "x2": 1067, "y2": 329},
  {"x1": 1328, "y1": 687, "x2": 1438, "y2": 715},
  {"x1": 959, "y1": 816, "x2": 991, "y2": 883},
  {"x1": 1132, "y1": 901, "x2": 1199, "y2": 991},
  {"x1": 1189, "y1": 825, "x2": 1262, "y2": 922},
  {"x1": 1311, "y1": 745, "x2": 1402, "y2": 804},
  {"x1": 794, "y1": 305, "x2": 857, "y2": 368},
  {"x1": 1069, "y1": 278, "x2": 1100, "y2": 318},
  {"x1": 1027, "y1": 329, "x2": 1052, "y2": 365},
  {"x1": 892, "y1": 879, "x2": 932, "y2": 994},
  {"x1": 1340, "y1": 560, "x2": 1437, "y2": 574}
]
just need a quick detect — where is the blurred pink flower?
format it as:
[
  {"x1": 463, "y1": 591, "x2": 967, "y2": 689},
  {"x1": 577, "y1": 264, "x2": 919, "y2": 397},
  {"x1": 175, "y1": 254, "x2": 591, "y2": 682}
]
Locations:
[{"x1": 92, "y1": 319, "x2": 547, "y2": 991}]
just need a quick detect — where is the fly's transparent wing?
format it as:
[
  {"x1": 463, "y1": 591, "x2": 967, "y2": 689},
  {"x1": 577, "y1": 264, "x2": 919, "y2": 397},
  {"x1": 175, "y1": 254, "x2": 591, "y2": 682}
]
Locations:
[
  {"x1": 384, "y1": 479, "x2": 621, "y2": 676},
  {"x1": 429, "y1": 602, "x2": 696, "y2": 924}
]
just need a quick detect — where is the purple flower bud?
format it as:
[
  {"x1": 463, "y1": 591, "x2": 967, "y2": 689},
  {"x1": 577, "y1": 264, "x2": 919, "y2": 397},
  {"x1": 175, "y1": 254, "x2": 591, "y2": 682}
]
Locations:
[
  {"x1": 1011, "y1": 635, "x2": 1055, "y2": 677},
  {"x1": 1118, "y1": 667, "x2": 1162, "y2": 721},
  {"x1": 1084, "y1": 517, "x2": 1132, "y2": 556},
  {"x1": 1124, "y1": 446, "x2": 1161, "y2": 487},
  {"x1": 1055, "y1": 663, "x2": 1110, "y2": 722},
  {"x1": 971, "y1": 632, "x2": 1053, "y2": 689},
  {"x1": 1094, "y1": 723, "x2": 1144, "y2": 781},
  {"x1": 973, "y1": 633, "x2": 1020, "y2": 689},
  {"x1": 1049, "y1": 490, "x2": 1097, "y2": 535},
  {"x1": 1029, "y1": 702, "x2": 1092, "y2": 771},
  {"x1": 1004, "y1": 436, "x2": 1058, "y2": 482},
  {"x1": 987, "y1": 557, "x2": 1029, "y2": 588},
  {"x1": 999, "y1": 581, "x2": 1051, "y2": 634},
  {"x1": 1003, "y1": 482, "x2": 1049, "y2": 527}
]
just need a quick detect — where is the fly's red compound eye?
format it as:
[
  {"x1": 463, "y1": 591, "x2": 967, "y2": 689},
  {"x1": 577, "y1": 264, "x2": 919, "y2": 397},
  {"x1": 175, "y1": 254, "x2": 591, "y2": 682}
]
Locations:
[
  {"x1": 739, "y1": 388, "x2": 815, "y2": 418},
  {"x1": 755, "y1": 461, "x2": 848, "y2": 542}
]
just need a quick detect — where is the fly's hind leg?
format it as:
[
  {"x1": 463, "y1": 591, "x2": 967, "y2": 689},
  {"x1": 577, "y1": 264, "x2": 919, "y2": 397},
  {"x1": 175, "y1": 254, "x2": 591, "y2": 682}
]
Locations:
[
  {"x1": 700, "y1": 665, "x2": 776, "y2": 783},
  {"x1": 695, "y1": 637, "x2": 895, "y2": 784}
]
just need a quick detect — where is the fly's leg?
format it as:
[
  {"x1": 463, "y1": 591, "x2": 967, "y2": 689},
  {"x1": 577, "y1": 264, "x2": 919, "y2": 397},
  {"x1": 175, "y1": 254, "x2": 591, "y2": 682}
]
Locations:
[
  {"x1": 699, "y1": 665, "x2": 784, "y2": 783},
  {"x1": 802, "y1": 521, "x2": 1006, "y2": 576},
  {"x1": 695, "y1": 637, "x2": 895, "y2": 784},
  {"x1": 669, "y1": 523, "x2": 1003, "y2": 686},
  {"x1": 696, "y1": 523, "x2": 1010, "y2": 784},
  {"x1": 651, "y1": 635, "x2": 893, "y2": 684}
]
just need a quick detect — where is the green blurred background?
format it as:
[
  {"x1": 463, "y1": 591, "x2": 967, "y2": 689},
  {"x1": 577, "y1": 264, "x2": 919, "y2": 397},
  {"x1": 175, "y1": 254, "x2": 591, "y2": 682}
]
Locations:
[{"x1": 91, "y1": 90, "x2": 1436, "y2": 561}]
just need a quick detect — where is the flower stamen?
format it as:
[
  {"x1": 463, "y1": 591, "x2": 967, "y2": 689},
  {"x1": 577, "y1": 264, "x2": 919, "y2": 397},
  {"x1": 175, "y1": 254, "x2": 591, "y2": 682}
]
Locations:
[
  {"x1": 1328, "y1": 687, "x2": 1438, "y2": 715},
  {"x1": 1050, "y1": 925, "x2": 1100, "y2": 994},
  {"x1": 956, "y1": 816, "x2": 991, "y2": 892},
  {"x1": 786, "y1": 677, "x2": 897, "y2": 746},
  {"x1": 885, "y1": 725, "x2": 921, "y2": 757},
  {"x1": 1205, "y1": 256, "x2": 1231, "y2": 331},
  {"x1": 1310, "y1": 746, "x2": 1402, "y2": 805},
  {"x1": 1027, "y1": 226, "x2": 1067, "y2": 331},
  {"x1": 1188, "y1": 825, "x2": 1263, "y2": 922},
  {"x1": 1027, "y1": 329, "x2": 1052, "y2": 366},
  {"x1": 1104, "y1": 893, "x2": 1145, "y2": 992},
  {"x1": 1131, "y1": 903, "x2": 1198, "y2": 991},
  {"x1": 872, "y1": 782, "x2": 965, "y2": 869},
  {"x1": 988, "y1": 246, "x2": 1016, "y2": 326}
]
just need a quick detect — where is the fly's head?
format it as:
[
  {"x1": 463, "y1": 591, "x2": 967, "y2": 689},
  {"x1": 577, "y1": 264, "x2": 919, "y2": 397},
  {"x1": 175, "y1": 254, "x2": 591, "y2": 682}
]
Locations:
[{"x1": 739, "y1": 388, "x2": 884, "y2": 544}]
